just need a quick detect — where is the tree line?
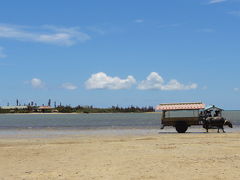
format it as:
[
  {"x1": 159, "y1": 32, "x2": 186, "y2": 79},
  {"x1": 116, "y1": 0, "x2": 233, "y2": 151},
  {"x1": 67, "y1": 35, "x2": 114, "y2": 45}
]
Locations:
[
  {"x1": 0, "y1": 99, "x2": 155, "y2": 113},
  {"x1": 55, "y1": 105, "x2": 155, "y2": 113}
]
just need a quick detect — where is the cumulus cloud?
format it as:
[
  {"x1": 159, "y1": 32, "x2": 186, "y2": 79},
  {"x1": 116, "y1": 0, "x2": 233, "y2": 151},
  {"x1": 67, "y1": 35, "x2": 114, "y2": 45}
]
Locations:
[
  {"x1": 86, "y1": 26, "x2": 106, "y2": 35},
  {"x1": 197, "y1": 28, "x2": 215, "y2": 33},
  {"x1": 208, "y1": 0, "x2": 226, "y2": 4},
  {"x1": 30, "y1": 78, "x2": 45, "y2": 88},
  {"x1": 158, "y1": 23, "x2": 181, "y2": 29},
  {"x1": 228, "y1": 11, "x2": 240, "y2": 16},
  {"x1": 0, "y1": 46, "x2": 6, "y2": 58},
  {"x1": 85, "y1": 72, "x2": 136, "y2": 90},
  {"x1": 134, "y1": 19, "x2": 144, "y2": 23},
  {"x1": 202, "y1": 86, "x2": 208, "y2": 90},
  {"x1": 61, "y1": 83, "x2": 77, "y2": 90},
  {"x1": 234, "y1": 88, "x2": 240, "y2": 92},
  {"x1": 0, "y1": 24, "x2": 90, "y2": 46},
  {"x1": 137, "y1": 72, "x2": 197, "y2": 90}
]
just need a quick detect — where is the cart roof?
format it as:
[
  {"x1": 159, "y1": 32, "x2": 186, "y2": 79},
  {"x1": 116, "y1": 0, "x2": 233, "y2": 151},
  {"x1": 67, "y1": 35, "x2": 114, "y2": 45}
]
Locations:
[
  {"x1": 204, "y1": 105, "x2": 223, "y2": 111},
  {"x1": 156, "y1": 102, "x2": 205, "y2": 111}
]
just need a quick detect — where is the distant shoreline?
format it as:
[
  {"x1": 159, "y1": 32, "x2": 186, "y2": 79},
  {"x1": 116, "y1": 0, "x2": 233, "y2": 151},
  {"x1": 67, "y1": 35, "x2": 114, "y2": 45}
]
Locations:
[{"x1": 0, "y1": 112, "x2": 161, "y2": 115}]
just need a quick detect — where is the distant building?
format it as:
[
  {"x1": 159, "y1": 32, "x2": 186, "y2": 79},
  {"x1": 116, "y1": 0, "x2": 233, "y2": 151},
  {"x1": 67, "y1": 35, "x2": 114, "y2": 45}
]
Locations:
[
  {"x1": 34, "y1": 106, "x2": 55, "y2": 113},
  {"x1": 0, "y1": 106, "x2": 28, "y2": 110}
]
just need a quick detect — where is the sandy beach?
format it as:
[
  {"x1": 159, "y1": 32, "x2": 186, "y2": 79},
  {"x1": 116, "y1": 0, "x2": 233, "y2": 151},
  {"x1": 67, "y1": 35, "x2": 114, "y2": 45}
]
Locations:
[{"x1": 0, "y1": 132, "x2": 240, "y2": 180}]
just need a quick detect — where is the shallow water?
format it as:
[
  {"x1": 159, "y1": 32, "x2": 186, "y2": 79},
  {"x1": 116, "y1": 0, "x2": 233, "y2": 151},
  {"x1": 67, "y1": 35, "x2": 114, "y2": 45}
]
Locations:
[
  {"x1": 0, "y1": 113, "x2": 161, "y2": 129},
  {"x1": 0, "y1": 111, "x2": 239, "y2": 129},
  {"x1": 0, "y1": 112, "x2": 239, "y2": 137}
]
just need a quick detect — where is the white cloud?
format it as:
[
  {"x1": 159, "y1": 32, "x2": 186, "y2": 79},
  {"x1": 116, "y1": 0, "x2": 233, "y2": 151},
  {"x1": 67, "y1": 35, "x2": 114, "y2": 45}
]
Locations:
[
  {"x1": 197, "y1": 28, "x2": 215, "y2": 33},
  {"x1": 228, "y1": 11, "x2": 240, "y2": 16},
  {"x1": 86, "y1": 26, "x2": 106, "y2": 35},
  {"x1": 30, "y1": 78, "x2": 45, "y2": 88},
  {"x1": 208, "y1": 0, "x2": 226, "y2": 4},
  {"x1": 61, "y1": 83, "x2": 77, "y2": 90},
  {"x1": 0, "y1": 46, "x2": 6, "y2": 58},
  {"x1": 158, "y1": 23, "x2": 180, "y2": 29},
  {"x1": 0, "y1": 24, "x2": 90, "y2": 46},
  {"x1": 134, "y1": 19, "x2": 144, "y2": 23},
  {"x1": 202, "y1": 86, "x2": 208, "y2": 90},
  {"x1": 234, "y1": 88, "x2": 239, "y2": 91},
  {"x1": 137, "y1": 72, "x2": 197, "y2": 90},
  {"x1": 85, "y1": 72, "x2": 136, "y2": 90}
]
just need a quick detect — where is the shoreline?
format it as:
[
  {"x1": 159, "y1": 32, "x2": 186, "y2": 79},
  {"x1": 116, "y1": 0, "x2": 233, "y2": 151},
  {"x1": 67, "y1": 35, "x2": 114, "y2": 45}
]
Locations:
[
  {"x1": 0, "y1": 112, "x2": 161, "y2": 115},
  {"x1": 0, "y1": 126, "x2": 237, "y2": 139}
]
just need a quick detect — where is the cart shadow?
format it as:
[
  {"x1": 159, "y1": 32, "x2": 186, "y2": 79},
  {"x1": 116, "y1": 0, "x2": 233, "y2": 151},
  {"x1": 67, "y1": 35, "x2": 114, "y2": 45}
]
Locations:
[{"x1": 158, "y1": 131, "x2": 225, "y2": 134}]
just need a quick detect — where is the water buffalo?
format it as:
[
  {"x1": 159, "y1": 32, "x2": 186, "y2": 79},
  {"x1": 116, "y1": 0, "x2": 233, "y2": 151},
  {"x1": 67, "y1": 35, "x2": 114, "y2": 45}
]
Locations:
[{"x1": 203, "y1": 117, "x2": 233, "y2": 133}]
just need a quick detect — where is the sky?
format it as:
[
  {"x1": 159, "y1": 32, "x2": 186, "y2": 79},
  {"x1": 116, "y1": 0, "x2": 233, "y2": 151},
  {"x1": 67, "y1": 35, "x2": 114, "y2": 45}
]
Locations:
[{"x1": 0, "y1": 0, "x2": 240, "y2": 109}]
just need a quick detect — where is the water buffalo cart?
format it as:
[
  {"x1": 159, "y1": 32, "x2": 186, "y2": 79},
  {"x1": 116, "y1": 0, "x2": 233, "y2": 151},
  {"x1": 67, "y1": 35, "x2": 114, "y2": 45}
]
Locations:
[
  {"x1": 156, "y1": 102, "x2": 205, "y2": 133},
  {"x1": 156, "y1": 103, "x2": 232, "y2": 133}
]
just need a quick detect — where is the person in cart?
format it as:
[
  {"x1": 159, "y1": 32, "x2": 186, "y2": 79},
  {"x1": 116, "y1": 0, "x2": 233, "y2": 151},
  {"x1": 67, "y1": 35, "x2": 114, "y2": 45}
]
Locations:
[{"x1": 214, "y1": 110, "x2": 220, "y2": 117}]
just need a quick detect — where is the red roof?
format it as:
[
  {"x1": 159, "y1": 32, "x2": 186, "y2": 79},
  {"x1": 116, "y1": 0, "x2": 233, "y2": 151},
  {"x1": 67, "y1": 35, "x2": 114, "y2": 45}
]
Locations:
[
  {"x1": 156, "y1": 102, "x2": 205, "y2": 111},
  {"x1": 38, "y1": 106, "x2": 53, "y2": 109}
]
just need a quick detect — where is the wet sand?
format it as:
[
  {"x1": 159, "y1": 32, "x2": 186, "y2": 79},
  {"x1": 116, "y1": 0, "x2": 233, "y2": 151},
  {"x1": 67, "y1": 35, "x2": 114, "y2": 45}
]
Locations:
[{"x1": 0, "y1": 132, "x2": 240, "y2": 179}]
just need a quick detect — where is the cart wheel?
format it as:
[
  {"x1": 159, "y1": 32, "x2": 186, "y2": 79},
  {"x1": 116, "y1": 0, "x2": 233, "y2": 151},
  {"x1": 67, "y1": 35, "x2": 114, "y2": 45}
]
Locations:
[{"x1": 175, "y1": 121, "x2": 188, "y2": 133}]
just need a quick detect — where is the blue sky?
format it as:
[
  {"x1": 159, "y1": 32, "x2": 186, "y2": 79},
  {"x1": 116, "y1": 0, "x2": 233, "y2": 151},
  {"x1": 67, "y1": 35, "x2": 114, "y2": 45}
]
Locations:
[{"x1": 0, "y1": 0, "x2": 240, "y2": 109}]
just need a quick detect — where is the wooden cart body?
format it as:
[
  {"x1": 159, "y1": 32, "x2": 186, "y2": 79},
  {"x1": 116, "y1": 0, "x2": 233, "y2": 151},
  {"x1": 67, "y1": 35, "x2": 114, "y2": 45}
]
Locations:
[{"x1": 156, "y1": 102, "x2": 205, "y2": 133}]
